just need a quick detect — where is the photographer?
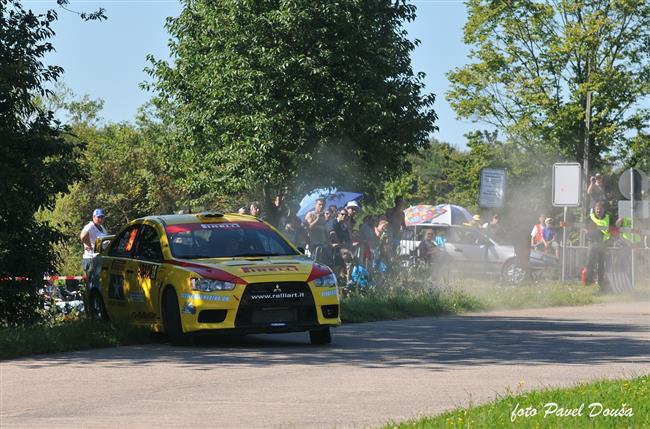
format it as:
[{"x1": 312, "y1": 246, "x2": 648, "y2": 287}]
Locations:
[{"x1": 587, "y1": 173, "x2": 607, "y2": 212}]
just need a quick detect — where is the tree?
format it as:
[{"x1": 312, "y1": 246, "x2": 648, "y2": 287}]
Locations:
[
  {"x1": 0, "y1": 0, "x2": 86, "y2": 325},
  {"x1": 41, "y1": 93, "x2": 184, "y2": 274},
  {"x1": 447, "y1": 0, "x2": 650, "y2": 173},
  {"x1": 0, "y1": 1, "x2": 84, "y2": 280},
  {"x1": 146, "y1": 0, "x2": 437, "y2": 212}
]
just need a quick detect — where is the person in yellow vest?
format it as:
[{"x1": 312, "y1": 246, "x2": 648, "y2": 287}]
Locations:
[
  {"x1": 584, "y1": 200, "x2": 614, "y2": 288},
  {"x1": 615, "y1": 216, "x2": 642, "y2": 245}
]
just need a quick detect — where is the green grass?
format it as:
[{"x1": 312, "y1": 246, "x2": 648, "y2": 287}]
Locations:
[
  {"x1": 459, "y1": 280, "x2": 599, "y2": 310},
  {"x1": 380, "y1": 374, "x2": 649, "y2": 429},
  {"x1": 340, "y1": 277, "x2": 602, "y2": 323},
  {"x1": 341, "y1": 289, "x2": 484, "y2": 323},
  {"x1": 0, "y1": 318, "x2": 153, "y2": 360}
]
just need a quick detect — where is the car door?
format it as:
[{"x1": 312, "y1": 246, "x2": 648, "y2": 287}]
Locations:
[
  {"x1": 446, "y1": 226, "x2": 489, "y2": 274},
  {"x1": 129, "y1": 223, "x2": 164, "y2": 327},
  {"x1": 104, "y1": 224, "x2": 140, "y2": 321}
]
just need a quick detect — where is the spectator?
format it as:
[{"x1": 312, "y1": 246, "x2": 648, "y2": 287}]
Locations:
[
  {"x1": 584, "y1": 200, "x2": 614, "y2": 289},
  {"x1": 385, "y1": 196, "x2": 406, "y2": 256},
  {"x1": 283, "y1": 203, "x2": 307, "y2": 248},
  {"x1": 541, "y1": 217, "x2": 560, "y2": 258},
  {"x1": 359, "y1": 215, "x2": 378, "y2": 267},
  {"x1": 80, "y1": 208, "x2": 108, "y2": 274},
  {"x1": 268, "y1": 195, "x2": 283, "y2": 227},
  {"x1": 465, "y1": 214, "x2": 482, "y2": 228},
  {"x1": 530, "y1": 214, "x2": 546, "y2": 249},
  {"x1": 345, "y1": 200, "x2": 361, "y2": 230},
  {"x1": 323, "y1": 206, "x2": 335, "y2": 224},
  {"x1": 616, "y1": 216, "x2": 643, "y2": 246},
  {"x1": 484, "y1": 214, "x2": 502, "y2": 240},
  {"x1": 327, "y1": 209, "x2": 351, "y2": 247},
  {"x1": 237, "y1": 207, "x2": 247, "y2": 215},
  {"x1": 417, "y1": 229, "x2": 439, "y2": 264},
  {"x1": 305, "y1": 198, "x2": 328, "y2": 249},
  {"x1": 434, "y1": 229, "x2": 447, "y2": 248},
  {"x1": 587, "y1": 173, "x2": 607, "y2": 212},
  {"x1": 250, "y1": 201, "x2": 263, "y2": 219}
]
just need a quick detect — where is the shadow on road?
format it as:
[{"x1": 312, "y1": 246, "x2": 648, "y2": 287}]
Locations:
[{"x1": 17, "y1": 313, "x2": 650, "y2": 370}]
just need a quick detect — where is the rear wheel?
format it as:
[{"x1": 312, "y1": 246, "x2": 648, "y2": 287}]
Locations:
[
  {"x1": 309, "y1": 327, "x2": 332, "y2": 345},
  {"x1": 88, "y1": 290, "x2": 109, "y2": 322},
  {"x1": 163, "y1": 289, "x2": 190, "y2": 346}
]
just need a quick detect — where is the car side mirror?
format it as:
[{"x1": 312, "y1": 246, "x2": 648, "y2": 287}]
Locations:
[
  {"x1": 297, "y1": 246, "x2": 306, "y2": 254},
  {"x1": 98, "y1": 235, "x2": 115, "y2": 252}
]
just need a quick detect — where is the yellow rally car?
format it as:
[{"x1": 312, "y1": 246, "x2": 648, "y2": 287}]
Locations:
[{"x1": 87, "y1": 212, "x2": 340, "y2": 345}]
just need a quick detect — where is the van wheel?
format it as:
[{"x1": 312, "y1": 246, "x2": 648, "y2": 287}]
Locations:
[
  {"x1": 163, "y1": 289, "x2": 189, "y2": 346},
  {"x1": 309, "y1": 327, "x2": 332, "y2": 345}
]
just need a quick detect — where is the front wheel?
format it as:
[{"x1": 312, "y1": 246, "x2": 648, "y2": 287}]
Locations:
[
  {"x1": 502, "y1": 259, "x2": 528, "y2": 285},
  {"x1": 88, "y1": 290, "x2": 109, "y2": 322},
  {"x1": 309, "y1": 327, "x2": 332, "y2": 345},
  {"x1": 163, "y1": 289, "x2": 190, "y2": 346}
]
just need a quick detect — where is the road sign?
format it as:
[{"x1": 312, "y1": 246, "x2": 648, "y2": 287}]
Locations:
[
  {"x1": 552, "y1": 163, "x2": 581, "y2": 206},
  {"x1": 479, "y1": 168, "x2": 506, "y2": 208},
  {"x1": 618, "y1": 168, "x2": 648, "y2": 200},
  {"x1": 618, "y1": 200, "x2": 649, "y2": 219}
]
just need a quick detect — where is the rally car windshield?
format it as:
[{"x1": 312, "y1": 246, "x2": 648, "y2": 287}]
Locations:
[{"x1": 165, "y1": 222, "x2": 298, "y2": 259}]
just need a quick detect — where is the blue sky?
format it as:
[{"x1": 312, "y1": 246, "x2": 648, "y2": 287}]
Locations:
[{"x1": 31, "y1": 0, "x2": 476, "y2": 146}]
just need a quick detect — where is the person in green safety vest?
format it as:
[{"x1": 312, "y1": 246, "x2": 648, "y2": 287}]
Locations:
[
  {"x1": 616, "y1": 216, "x2": 642, "y2": 245},
  {"x1": 584, "y1": 200, "x2": 614, "y2": 288}
]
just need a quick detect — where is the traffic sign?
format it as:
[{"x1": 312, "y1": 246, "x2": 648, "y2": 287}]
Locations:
[
  {"x1": 479, "y1": 168, "x2": 506, "y2": 208},
  {"x1": 618, "y1": 168, "x2": 648, "y2": 200},
  {"x1": 552, "y1": 163, "x2": 581, "y2": 206}
]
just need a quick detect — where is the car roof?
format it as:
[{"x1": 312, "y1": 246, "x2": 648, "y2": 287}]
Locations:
[{"x1": 138, "y1": 212, "x2": 261, "y2": 226}]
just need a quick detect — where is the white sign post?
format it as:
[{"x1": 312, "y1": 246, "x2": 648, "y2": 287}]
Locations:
[{"x1": 552, "y1": 163, "x2": 582, "y2": 282}]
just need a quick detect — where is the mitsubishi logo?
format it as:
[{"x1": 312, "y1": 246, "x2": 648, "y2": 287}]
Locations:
[{"x1": 273, "y1": 284, "x2": 282, "y2": 293}]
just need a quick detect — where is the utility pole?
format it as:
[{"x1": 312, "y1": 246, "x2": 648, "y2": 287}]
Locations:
[{"x1": 581, "y1": 57, "x2": 592, "y2": 246}]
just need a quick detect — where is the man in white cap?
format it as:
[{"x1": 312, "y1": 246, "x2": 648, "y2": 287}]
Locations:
[
  {"x1": 80, "y1": 208, "x2": 108, "y2": 274},
  {"x1": 345, "y1": 200, "x2": 360, "y2": 230}
]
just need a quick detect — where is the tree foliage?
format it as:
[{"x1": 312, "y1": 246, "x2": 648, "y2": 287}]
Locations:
[
  {"x1": 41, "y1": 93, "x2": 182, "y2": 274},
  {"x1": 0, "y1": 0, "x2": 83, "y2": 280},
  {"x1": 447, "y1": 0, "x2": 650, "y2": 171},
  {"x1": 146, "y1": 0, "x2": 437, "y2": 211}
]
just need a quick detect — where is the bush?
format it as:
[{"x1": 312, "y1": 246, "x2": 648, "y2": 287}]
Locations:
[{"x1": 0, "y1": 280, "x2": 43, "y2": 327}]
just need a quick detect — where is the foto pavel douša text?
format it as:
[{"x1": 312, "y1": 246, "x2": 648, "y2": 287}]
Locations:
[{"x1": 511, "y1": 402, "x2": 633, "y2": 422}]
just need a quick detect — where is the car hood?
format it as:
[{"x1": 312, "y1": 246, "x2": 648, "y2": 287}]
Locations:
[{"x1": 168, "y1": 256, "x2": 330, "y2": 284}]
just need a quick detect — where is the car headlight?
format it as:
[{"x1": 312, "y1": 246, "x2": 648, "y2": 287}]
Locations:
[
  {"x1": 313, "y1": 272, "x2": 337, "y2": 287},
  {"x1": 191, "y1": 278, "x2": 235, "y2": 292}
]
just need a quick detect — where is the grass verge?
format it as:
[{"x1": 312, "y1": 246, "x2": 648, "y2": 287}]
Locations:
[
  {"x1": 341, "y1": 279, "x2": 602, "y2": 323},
  {"x1": 380, "y1": 374, "x2": 649, "y2": 429},
  {"x1": 341, "y1": 289, "x2": 484, "y2": 323},
  {"x1": 0, "y1": 318, "x2": 152, "y2": 360}
]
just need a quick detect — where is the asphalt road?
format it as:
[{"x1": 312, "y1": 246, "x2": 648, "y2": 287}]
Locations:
[{"x1": 1, "y1": 301, "x2": 649, "y2": 429}]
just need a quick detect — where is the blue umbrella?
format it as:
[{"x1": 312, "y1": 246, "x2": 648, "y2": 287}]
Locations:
[{"x1": 298, "y1": 188, "x2": 363, "y2": 219}]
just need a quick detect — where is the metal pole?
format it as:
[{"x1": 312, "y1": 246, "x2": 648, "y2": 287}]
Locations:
[
  {"x1": 630, "y1": 169, "x2": 635, "y2": 289},
  {"x1": 581, "y1": 58, "x2": 592, "y2": 248},
  {"x1": 562, "y1": 206, "x2": 567, "y2": 282}
]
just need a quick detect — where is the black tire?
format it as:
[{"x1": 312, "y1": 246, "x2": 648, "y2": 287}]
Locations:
[
  {"x1": 88, "y1": 290, "x2": 109, "y2": 322},
  {"x1": 502, "y1": 259, "x2": 528, "y2": 285},
  {"x1": 309, "y1": 327, "x2": 332, "y2": 345},
  {"x1": 163, "y1": 289, "x2": 189, "y2": 346}
]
